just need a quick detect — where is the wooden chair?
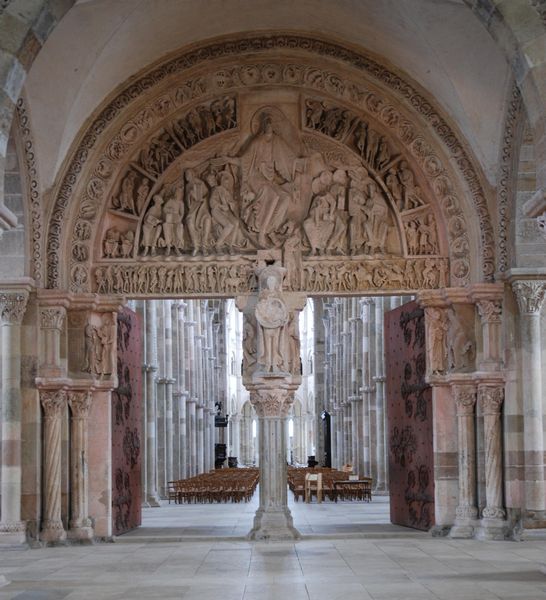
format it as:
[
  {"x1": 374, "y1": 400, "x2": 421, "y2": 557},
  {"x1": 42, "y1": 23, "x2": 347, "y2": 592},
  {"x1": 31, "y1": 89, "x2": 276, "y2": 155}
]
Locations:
[{"x1": 305, "y1": 472, "x2": 323, "y2": 503}]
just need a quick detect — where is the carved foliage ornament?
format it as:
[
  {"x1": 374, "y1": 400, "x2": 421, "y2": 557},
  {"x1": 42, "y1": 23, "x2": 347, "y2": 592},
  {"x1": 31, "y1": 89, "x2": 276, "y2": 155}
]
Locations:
[
  {"x1": 477, "y1": 300, "x2": 502, "y2": 324},
  {"x1": 68, "y1": 390, "x2": 92, "y2": 418},
  {"x1": 250, "y1": 390, "x2": 295, "y2": 417},
  {"x1": 0, "y1": 292, "x2": 29, "y2": 324},
  {"x1": 479, "y1": 385, "x2": 504, "y2": 415},
  {"x1": 453, "y1": 385, "x2": 476, "y2": 416},
  {"x1": 44, "y1": 36, "x2": 491, "y2": 291},
  {"x1": 40, "y1": 389, "x2": 67, "y2": 418},
  {"x1": 512, "y1": 280, "x2": 546, "y2": 315},
  {"x1": 39, "y1": 307, "x2": 66, "y2": 330}
]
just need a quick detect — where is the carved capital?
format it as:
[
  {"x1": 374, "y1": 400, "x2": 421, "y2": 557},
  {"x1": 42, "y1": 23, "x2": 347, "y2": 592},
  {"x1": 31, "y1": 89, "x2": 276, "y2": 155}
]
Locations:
[
  {"x1": 479, "y1": 385, "x2": 504, "y2": 415},
  {"x1": 453, "y1": 384, "x2": 476, "y2": 416},
  {"x1": 39, "y1": 307, "x2": 66, "y2": 330},
  {"x1": 40, "y1": 389, "x2": 67, "y2": 418},
  {"x1": 0, "y1": 291, "x2": 29, "y2": 325},
  {"x1": 68, "y1": 390, "x2": 92, "y2": 418},
  {"x1": 477, "y1": 300, "x2": 502, "y2": 325},
  {"x1": 250, "y1": 389, "x2": 294, "y2": 417},
  {"x1": 512, "y1": 280, "x2": 546, "y2": 315}
]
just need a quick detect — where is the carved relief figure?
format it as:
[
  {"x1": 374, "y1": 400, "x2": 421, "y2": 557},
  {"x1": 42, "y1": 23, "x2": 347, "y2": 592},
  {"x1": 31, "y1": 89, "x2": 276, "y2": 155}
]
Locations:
[
  {"x1": 185, "y1": 168, "x2": 212, "y2": 255},
  {"x1": 304, "y1": 171, "x2": 336, "y2": 255},
  {"x1": 162, "y1": 186, "x2": 185, "y2": 256},
  {"x1": 209, "y1": 171, "x2": 240, "y2": 253},
  {"x1": 365, "y1": 182, "x2": 390, "y2": 254},
  {"x1": 348, "y1": 172, "x2": 369, "y2": 255},
  {"x1": 141, "y1": 195, "x2": 164, "y2": 256},
  {"x1": 426, "y1": 308, "x2": 448, "y2": 374},
  {"x1": 447, "y1": 308, "x2": 474, "y2": 372},
  {"x1": 241, "y1": 112, "x2": 299, "y2": 247}
]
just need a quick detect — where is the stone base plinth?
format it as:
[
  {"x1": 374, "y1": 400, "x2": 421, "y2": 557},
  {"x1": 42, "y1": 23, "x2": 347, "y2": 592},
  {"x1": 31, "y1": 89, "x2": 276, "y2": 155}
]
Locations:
[
  {"x1": 68, "y1": 525, "x2": 94, "y2": 543},
  {"x1": 0, "y1": 527, "x2": 26, "y2": 546},
  {"x1": 247, "y1": 508, "x2": 301, "y2": 541},
  {"x1": 523, "y1": 510, "x2": 546, "y2": 529},
  {"x1": 40, "y1": 521, "x2": 67, "y2": 545},
  {"x1": 146, "y1": 495, "x2": 161, "y2": 508},
  {"x1": 449, "y1": 519, "x2": 477, "y2": 539},
  {"x1": 475, "y1": 517, "x2": 508, "y2": 540}
]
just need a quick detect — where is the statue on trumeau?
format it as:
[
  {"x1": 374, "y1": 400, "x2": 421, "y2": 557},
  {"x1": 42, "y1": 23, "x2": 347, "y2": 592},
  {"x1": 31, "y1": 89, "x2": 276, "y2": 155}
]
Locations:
[{"x1": 255, "y1": 265, "x2": 289, "y2": 373}]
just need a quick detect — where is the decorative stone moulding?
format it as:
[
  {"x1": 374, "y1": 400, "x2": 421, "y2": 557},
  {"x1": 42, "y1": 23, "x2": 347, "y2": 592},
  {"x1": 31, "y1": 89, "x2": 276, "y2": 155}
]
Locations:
[{"x1": 43, "y1": 34, "x2": 494, "y2": 295}]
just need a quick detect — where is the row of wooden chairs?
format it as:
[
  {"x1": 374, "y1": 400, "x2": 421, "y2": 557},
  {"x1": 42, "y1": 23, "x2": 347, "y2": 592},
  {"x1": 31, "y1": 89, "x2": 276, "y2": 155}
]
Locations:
[
  {"x1": 167, "y1": 468, "x2": 259, "y2": 504},
  {"x1": 287, "y1": 467, "x2": 372, "y2": 503}
]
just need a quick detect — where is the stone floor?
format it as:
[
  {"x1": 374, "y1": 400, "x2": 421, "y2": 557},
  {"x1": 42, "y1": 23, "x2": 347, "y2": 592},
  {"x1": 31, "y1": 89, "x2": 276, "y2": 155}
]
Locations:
[
  {"x1": 127, "y1": 492, "x2": 416, "y2": 540},
  {"x1": 1, "y1": 494, "x2": 546, "y2": 599}
]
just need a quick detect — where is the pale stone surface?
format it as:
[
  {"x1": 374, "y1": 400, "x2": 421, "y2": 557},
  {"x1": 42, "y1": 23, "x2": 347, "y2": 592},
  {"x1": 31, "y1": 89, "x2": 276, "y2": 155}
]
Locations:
[{"x1": 24, "y1": 0, "x2": 510, "y2": 194}]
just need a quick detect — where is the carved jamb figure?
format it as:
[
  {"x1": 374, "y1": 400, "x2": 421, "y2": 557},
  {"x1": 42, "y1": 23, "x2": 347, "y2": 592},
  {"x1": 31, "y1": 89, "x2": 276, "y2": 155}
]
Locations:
[
  {"x1": 426, "y1": 308, "x2": 448, "y2": 374},
  {"x1": 447, "y1": 308, "x2": 474, "y2": 372}
]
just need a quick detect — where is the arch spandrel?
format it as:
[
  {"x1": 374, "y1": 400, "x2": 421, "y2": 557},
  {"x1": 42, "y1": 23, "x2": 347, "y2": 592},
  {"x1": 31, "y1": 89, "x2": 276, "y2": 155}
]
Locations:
[{"x1": 46, "y1": 36, "x2": 492, "y2": 296}]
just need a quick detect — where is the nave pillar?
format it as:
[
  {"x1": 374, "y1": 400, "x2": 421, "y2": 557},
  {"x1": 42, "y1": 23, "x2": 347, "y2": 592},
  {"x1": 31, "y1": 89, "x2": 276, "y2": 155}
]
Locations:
[
  {"x1": 67, "y1": 390, "x2": 93, "y2": 541},
  {"x1": 238, "y1": 262, "x2": 305, "y2": 540},
  {"x1": 512, "y1": 280, "x2": 546, "y2": 522},
  {"x1": 144, "y1": 301, "x2": 160, "y2": 506},
  {"x1": 0, "y1": 288, "x2": 29, "y2": 544},
  {"x1": 419, "y1": 285, "x2": 507, "y2": 539}
]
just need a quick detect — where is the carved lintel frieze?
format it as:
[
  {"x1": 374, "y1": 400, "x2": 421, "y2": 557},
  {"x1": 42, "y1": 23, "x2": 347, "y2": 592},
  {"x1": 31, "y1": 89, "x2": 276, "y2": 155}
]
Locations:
[
  {"x1": 39, "y1": 307, "x2": 66, "y2": 330},
  {"x1": 0, "y1": 291, "x2": 29, "y2": 325},
  {"x1": 512, "y1": 280, "x2": 546, "y2": 315}
]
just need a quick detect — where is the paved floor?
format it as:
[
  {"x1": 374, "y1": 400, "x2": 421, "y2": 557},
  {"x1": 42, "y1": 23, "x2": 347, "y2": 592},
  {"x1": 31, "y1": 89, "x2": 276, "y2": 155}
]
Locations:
[
  {"x1": 126, "y1": 492, "x2": 416, "y2": 540},
  {"x1": 1, "y1": 495, "x2": 546, "y2": 599}
]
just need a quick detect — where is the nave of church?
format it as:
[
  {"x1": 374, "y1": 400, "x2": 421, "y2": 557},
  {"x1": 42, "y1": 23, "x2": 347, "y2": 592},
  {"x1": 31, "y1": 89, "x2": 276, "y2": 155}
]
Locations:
[{"x1": 132, "y1": 295, "x2": 406, "y2": 517}]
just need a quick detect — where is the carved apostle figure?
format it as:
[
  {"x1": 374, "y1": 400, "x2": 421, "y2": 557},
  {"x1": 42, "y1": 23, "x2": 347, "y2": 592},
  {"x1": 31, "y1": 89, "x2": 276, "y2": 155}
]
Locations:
[
  {"x1": 185, "y1": 168, "x2": 212, "y2": 256},
  {"x1": 162, "y1": 186, "x2": 185, "y2": 256},
  {"x1": 303, "y1": 171, "x2": 336, "y2": 255},
  {"x1": 141, "y1": 194, "x2": 164, "y2": 256},
  {"x1": 209, "y1": 171, "x2": 240, "y2": 253},
  {"x1": 348, "y1": 174, "x2": 369, "y2": 255},
  {"x1": 255, "y1": 267, "x2": 289, "y2": 373}
]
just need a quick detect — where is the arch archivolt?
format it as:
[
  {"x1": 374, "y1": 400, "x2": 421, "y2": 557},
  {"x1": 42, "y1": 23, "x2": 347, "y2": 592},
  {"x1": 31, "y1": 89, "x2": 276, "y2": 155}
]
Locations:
[{"x1": 45, "y1": 35, "x2": 494, "y2": 296}]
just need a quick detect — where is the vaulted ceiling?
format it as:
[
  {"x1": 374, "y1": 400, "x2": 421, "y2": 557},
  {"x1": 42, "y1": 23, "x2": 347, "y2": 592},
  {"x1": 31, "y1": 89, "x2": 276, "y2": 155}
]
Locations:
[{"x1": 23, "y1": 0, "x2": 510, "y2": 196}]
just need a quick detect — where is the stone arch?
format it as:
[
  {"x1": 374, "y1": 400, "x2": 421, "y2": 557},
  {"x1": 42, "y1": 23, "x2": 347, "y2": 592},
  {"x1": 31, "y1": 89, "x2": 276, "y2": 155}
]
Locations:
[
  {"x1": 41, "y1": 34, "x2": 497, "y2": 295},
  {"x1": 0, "y1": 1, "x2": 76, "y2": 231}
]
